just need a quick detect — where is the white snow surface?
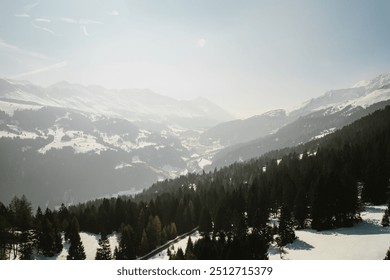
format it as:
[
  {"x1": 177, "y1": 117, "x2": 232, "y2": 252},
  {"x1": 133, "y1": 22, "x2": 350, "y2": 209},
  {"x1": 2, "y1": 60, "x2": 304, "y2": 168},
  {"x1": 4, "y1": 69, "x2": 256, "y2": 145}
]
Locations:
[
  {"x1": 285, "y1": 73, "x2": 390, "y2": 117},
  {"x1": 36, "y1": 232, "x2": 119, "y2": 260},
  {"x1": 38, "y1": 127, "x2": 111, "y2": 154},
  {"x1": 269, "y1": 205, "x2": 390, "y2": 260}
]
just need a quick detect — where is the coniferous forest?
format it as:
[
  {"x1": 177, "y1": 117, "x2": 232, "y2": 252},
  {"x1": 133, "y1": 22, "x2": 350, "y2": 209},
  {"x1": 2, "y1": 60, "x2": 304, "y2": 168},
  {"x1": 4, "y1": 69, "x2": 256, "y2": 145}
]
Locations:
[{"x1": 1, "y1": 106, "x2": 390, "y2": 260}]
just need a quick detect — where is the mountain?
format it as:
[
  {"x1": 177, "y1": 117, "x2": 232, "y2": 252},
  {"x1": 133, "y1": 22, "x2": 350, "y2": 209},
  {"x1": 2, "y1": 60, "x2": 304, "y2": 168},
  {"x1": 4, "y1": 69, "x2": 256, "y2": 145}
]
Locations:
[
  {"x1": 0, "y1": 79, "x2": 233, "y2": 207},
  {"x1": 199, "y1": 109, "x2": 288, "y2": 146},
  {"x1": 208, "y1": 73, "x2": 390, "y2": 169},
  {"x1": 0, "y1": 79, "x2": 233, "y2": 127}
]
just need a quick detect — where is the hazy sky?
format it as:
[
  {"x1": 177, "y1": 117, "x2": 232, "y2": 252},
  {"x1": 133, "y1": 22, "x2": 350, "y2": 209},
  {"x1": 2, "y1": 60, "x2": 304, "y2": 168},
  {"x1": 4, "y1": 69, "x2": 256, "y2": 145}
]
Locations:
[{"x1": 1, "y1": 0, "x2": 389, "y2": 118}]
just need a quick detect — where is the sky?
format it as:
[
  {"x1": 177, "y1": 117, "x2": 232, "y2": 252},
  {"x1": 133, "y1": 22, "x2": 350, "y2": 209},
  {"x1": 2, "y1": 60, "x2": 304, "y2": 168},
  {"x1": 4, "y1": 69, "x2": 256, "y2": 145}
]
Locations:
[{"x1": 0, "y1": 0, "x2": 390, "y2": 118}]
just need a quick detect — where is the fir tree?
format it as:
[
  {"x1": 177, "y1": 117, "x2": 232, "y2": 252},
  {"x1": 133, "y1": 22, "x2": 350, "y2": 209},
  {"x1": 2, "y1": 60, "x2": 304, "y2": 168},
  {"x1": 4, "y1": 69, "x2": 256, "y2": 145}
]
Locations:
[
  {"x1": 38, "y1": 217, "x2": 60, "y2": 256},
  {"x1": 19, "y1": 231, "x2": 34, "y2": 260},
  {"x1": 146, "y1": 216, "x2": 162, "y2": 251},
  {"x1": 198, "y1": 208, "x2": 212, "y2": 235},
  {"x1": 115, "y1": 224, "x2": 136, "y2": 260},
  {"x1": 381, "y1": 209, "x2": 389, "y2": 227},
  {"x1": 67, "y1": 233, "x2": 86, "y2": 260},
  {"x1": 276, "y1": 205, "x2": 296, "y2": 247},
  {"x1": 65, "y1": 216, "x2": 80, "y2": 242},
  {"x1": 172, "y1": 248, "x2": 185, "y2": 260},
  {"x1": 184, "y1": 237, "x2": 195, "y2": 259},
  {"x1": 8, "y1": 195, "x2": 33, "y2": 231},
  {"x1": 385, "y1": 247, "x2": 390, "y2": 260},
  {"x1": 95, "y1": 232, "x2": 112, "y2": 260},
  {"x1": 139, "y1": 229, "x2": 149, "y2": 256}
]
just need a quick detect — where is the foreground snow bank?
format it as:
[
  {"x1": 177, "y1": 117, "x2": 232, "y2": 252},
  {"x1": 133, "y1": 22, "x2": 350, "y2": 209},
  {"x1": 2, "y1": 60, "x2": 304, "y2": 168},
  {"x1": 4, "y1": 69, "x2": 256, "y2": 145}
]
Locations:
[{"x1": 269, "y1": 205, "x2": 390, "y2": 260}]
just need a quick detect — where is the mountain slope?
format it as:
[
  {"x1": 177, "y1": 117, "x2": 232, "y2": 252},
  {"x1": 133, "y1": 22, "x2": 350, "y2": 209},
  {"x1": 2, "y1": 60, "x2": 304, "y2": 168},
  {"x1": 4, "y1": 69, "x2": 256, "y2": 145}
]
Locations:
[
  {"x1": 209, "y1": 73, "x2": 390, "y2": 169},
  {"x1": 199, "y1": 109, "x2": 288, "y2": 146}
]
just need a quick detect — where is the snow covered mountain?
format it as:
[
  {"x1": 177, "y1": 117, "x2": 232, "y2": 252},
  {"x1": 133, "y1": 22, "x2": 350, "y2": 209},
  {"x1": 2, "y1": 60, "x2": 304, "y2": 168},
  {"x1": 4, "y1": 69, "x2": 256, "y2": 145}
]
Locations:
[
  {"x1": 0, "y1": 79, "x2": 233, "y2": 126},
  {"x1": 0, "y1": 79, "x2": 233, "y2": 207},
  {"x1": 208, "y1": 72, "x2": 390, "y2": 168}
]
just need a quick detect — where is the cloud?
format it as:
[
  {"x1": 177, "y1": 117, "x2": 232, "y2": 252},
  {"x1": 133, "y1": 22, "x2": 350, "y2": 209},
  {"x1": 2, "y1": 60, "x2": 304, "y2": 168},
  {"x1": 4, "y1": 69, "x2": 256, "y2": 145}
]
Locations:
[
  {"x1": 9, "y1": 61, "x2": 68, "y2": 79},
  {"x1": 197, "y1": 38, "x2": 206, "y2": 48},
  {"x1": 14, "y1": 14, "x2": 31, "y2": 18},
  {"x1": 110, "y1": 10, "x2": 119, "y2": 16},
  {"x1": 57, "y1": 17, "x2": 78, "y2": 24},
  {"x1": 55, "y1": 17, "x2": 102, "y2": 36},
  {"x1": 32, "y1": 22, "x2": 56, "y2": 36},
  {"x1": 57, "y1": 17, "x2": 103, "y2": 25},
  {"x1": 0, "y1": 39, "x2": 52, "y2": 61},
  {"x1": 34, "y1": 18, "x2": 51, "y2": 23}
]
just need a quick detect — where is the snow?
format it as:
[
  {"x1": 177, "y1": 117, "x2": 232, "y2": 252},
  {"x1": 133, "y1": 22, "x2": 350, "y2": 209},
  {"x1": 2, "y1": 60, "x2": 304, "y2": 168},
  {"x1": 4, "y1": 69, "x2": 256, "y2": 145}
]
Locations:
[
  {"x1": 353, "y1": 80, "x2": 370, "y2": 88},
  {"x1": 38, "y1": 127, "x2": 111, "y2": 154},
  {"x1": 131, "y1": 155, "x2": 145, "y2": 164},
  {"x1": 311, "y1": 127, "x2": 337, "y2": 140},
  {"x1": 36, "y1": 232, "x2": 119, "y2": 260},
  {"x1": 0, "y1": 129, "x2": 40, "y2": 139},
  {"x1": 149, "y1": 231, "x2": 202, "y2": 260},
  {"x1": 269, "y1": 205, "x2": 390, "y2": 260},
  {"x1": 348, "y1": 88, "x2": 390, "y2": 109},
  {"x1": 198, "y1": 158, "x2": 212, "y2": 169},
  {"x1": 114, "y1": 162, "x2": 133, "y2": 170},
  {"x1": 262, "y1": 109, "x2": 285, "y2": 117}
]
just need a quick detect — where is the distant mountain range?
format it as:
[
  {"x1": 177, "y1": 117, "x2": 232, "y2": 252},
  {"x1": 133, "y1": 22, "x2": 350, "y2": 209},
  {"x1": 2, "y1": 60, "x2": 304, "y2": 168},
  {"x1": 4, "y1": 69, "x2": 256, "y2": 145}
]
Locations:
[
  {"x1": 208, "y1": 72, "x2": 390, "y2": 168},
  {"x1": 0, "y1": 79, "x2": 232, "y2": 207},
  {"x1": 1, "y1": 72, "x2": 389, "y2": 207}
]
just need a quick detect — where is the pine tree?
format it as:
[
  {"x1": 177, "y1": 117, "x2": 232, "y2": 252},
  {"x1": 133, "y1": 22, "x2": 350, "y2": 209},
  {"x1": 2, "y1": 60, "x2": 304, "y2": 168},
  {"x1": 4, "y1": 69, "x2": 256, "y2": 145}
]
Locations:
[
  {"x1": 8, "y1": 195, "x2": 33, "y2": 231},
  {"x1": 167, "y1": 247, "x2": 172, "y2": 258},
  {"x1": 276, "y1": 205, "x2": 296, "y2": 247},
  {"x1": 146, "y1": 216, "x2": 162, "y2": 251},
  {"x1": 198, "y1": 208, "x2": 212, "y2": 235},
  {"x1": 0, "y1": 203, "x2": 10, "y2": 260},
  {"x1": 67, "y1": 233, "x2": 86, "y2": 260},
  {"x1": 95, "y1": 232, "x2": 112, "y2": 260},
  {"x1": 184, "y1": 237, "x2": 195, "y2": 259},
  {"x1": 115, "y1": 224, "x2": 136, "y2": 260},
  {"x1": 38, "y1": 218, "x2": 57, "y2": 256},
  {"x1": 139, "y1": 229, "x2": 149, "y2": 256},
  {"x1": 385, "y1": 247, "x2": 390, "y2": 260},
  {"x1": 381, "y1": 209, "x2": 389, "y2": 227},
  {"x1": 173, "y1": 248, "x2": 185, "y2": 260},
  {"x1": 19, "y1": 231, "x2": 34, "y2": 260}
]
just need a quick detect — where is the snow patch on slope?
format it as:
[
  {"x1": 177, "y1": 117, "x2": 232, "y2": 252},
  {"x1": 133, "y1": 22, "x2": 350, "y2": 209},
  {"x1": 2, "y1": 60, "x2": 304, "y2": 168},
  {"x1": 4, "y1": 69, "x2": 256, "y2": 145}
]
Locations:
[{"x1": 38, "y1": 127, "x2": 111, "y2": 154}]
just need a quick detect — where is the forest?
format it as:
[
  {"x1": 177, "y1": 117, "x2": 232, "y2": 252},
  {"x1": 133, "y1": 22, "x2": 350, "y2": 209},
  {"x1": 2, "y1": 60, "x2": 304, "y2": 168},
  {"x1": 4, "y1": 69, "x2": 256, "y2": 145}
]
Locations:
[{"x1": 1, "y1": 106, "x2": 390, "y2": 260}]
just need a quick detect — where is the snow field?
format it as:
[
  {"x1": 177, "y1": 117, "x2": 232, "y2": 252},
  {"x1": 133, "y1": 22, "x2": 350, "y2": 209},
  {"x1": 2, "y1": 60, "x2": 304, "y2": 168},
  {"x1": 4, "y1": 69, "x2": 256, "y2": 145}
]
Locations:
[{"x1": 269, "y1": 205, "x2": 390, "y2": 260}]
